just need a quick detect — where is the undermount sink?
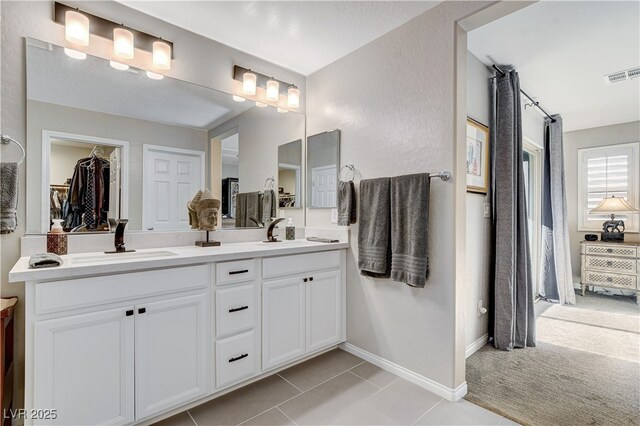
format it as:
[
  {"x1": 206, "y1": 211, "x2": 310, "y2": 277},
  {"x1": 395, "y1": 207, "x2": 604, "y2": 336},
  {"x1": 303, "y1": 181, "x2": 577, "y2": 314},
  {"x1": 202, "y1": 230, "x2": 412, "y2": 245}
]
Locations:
[
  {"x1": 70, "y1": 250, "x2": 178, "y2": 265},
  {"x1": 258, "y1": 240, "x2": 303, "y2": 245}
]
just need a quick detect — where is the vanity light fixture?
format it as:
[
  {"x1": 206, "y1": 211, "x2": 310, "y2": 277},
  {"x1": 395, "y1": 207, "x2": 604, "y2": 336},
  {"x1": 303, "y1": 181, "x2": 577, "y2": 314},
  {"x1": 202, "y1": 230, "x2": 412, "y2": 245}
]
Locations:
[
  {"x1": 277, "y1": 108, "x2": 288, "y2": 114},
  {"x1": 287, "y1": 85, "x2": 300, "y2": 108},
  {"x1": 110, "y1": 61, "x2": 129, "y2": 71},
  {"x1": 113, "y1": 27, "x2": 134, "y2": 59},
  {"x1": 64, "y1": 9, "x2": 90, "y2": 46},
  {"x1": 232, "y1": 95, "x2": 246, "y2": 102},
  {"x1": 146, "y1": 71, "x2": 164, "y2": 80},
  {"x1": 243, "y1": 70, "x2": 257, "y2": 95},
  {"x1": 255, "y1": 101, "x2": 268, "y2": 108},
  {"x1": 153, "y1": 40, "x2": 172, "y2": 71},
  {"x1": 64, "y1": 48, "x2": 87, "y2": 60},
  {"x1": 266, "y1": 78, "x2": 279, "y2": 101}
]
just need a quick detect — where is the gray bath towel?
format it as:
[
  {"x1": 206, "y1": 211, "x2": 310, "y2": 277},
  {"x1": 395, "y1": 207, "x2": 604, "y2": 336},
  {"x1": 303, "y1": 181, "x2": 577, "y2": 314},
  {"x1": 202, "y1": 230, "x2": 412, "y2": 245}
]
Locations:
[
  {"x1": 262, "y1": 189, "x2": 276, "y2": 224},
  {"x1": 235, "y1": 192, "x2": 262, "y2": 227},
  {"x1": 390, "y1": 173, "x2": 430, "y2": 287},
  {"x1": 0, "y1": 162, "x2": 18, "y2": 234},
  {"x1": 338, "y1": 181, "x2": 357, "y2": 226},
  {"x1": 29, "y1": 253, "x2": 63, "y2": 269},
  {"x1": 358, "y1": 177, "x2": 391, "y2": 278}
]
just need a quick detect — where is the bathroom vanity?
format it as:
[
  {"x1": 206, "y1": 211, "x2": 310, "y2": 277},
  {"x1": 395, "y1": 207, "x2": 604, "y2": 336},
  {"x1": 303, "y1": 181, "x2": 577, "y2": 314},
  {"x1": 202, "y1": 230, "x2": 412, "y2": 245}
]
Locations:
[{"x1": 9, "y1": 241, "x2": 347, "y2": 425}]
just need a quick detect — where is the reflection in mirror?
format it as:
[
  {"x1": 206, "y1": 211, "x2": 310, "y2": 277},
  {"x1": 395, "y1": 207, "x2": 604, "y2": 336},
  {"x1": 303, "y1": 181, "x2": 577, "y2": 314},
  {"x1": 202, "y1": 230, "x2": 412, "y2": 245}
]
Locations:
[
  {"x1": 307, "y1": 130, "x2": 340, "y2": 208},
  {"x1": 25, "y1": 38, "x2": 305, "y2": 233},
  {"x1": 278, "y1": 140, "x2": 302, "y2": 209}
]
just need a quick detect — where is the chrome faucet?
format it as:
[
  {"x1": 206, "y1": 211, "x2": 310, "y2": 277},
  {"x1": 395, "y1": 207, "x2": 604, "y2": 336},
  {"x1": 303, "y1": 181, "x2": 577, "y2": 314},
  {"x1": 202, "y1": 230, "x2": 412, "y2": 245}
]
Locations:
[
  {"x1": 264, "y1": 218, "x2": 285, "y2": 242},
  {"x1": 105, "y1": 219, "x2": 135, "y2": 253}
]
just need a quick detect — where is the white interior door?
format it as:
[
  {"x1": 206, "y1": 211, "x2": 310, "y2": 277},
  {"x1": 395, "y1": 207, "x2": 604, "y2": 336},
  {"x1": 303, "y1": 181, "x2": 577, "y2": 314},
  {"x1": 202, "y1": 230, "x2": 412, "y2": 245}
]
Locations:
[
  {"x1": 144, "y1": 145, "x2": 204, "y2": 231},
  {"x1": 311, "y1": 165, "x2": 337, "y2": 208}
]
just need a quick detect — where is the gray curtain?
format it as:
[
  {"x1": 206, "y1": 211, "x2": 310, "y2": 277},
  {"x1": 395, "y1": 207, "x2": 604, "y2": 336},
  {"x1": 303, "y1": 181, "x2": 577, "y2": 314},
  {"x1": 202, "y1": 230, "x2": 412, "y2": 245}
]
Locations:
[
  {"x1": 491, "y1": 68, "x2": 536, "y2": 350},
  {"x1": 540, "y1": 116, "x2": 575, "y2": 305}
]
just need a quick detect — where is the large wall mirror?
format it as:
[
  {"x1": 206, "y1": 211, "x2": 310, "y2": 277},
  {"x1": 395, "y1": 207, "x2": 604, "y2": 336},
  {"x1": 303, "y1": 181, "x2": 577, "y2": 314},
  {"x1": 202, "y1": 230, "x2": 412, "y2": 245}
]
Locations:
[
  {"x1": 25, "y1": 38, "x2": 305, "y2": 233},
  {"x1": 307, "y1": 130, "x2": 340, "y2": 208}
]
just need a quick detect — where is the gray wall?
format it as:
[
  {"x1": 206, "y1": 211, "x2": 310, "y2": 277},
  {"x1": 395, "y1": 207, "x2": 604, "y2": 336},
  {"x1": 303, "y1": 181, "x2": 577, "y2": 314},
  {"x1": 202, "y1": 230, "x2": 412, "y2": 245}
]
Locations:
[
  {"x1": 0, "y1": 0, "x2": 304, "y2": 408},
  {"x1": 27, "y1": 100, "x2": 208, "y2": 231},
  {"x1": 564, "y1": 121, "x2": 640, "y2": 283},
  {"x1": 306, "y1": 1, "x2": 491, "y2": 390}
]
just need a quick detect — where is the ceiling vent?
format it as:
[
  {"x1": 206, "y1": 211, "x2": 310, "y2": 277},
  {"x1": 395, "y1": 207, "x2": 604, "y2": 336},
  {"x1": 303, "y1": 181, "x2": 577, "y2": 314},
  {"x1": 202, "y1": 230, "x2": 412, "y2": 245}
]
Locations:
[{"x1": 603, "y1": 67, "x2": 640, "y2": 85}]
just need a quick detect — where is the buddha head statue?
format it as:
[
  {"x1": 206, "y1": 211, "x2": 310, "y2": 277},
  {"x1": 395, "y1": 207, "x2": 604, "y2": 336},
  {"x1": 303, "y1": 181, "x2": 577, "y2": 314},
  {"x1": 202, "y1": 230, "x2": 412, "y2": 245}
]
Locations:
[
  {"x1": 196, "y1": 189, "x2": 220, "y2": 231},
  {"x1": 187, "y1": 190, "x2": 203, "y2": 229}
]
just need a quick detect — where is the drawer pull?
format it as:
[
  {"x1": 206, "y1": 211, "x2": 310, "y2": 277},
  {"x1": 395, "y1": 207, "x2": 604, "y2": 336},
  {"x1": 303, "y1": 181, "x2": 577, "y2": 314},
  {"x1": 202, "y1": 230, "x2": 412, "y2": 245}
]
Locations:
[
  {"x1": 607, "y1": 277, "x2": 613, "y2": 282},
  {"x1": 606, "y1": 261, "x2": 612, "y2": 266},
  {"x1": 228, "y1": 305, "x2": 249, "y2": 313},
  {"x1": 229, "y1": 353, "x2": 248, "y2": 363},
  {"x1": 607, "y1": 249, "x2": 613, "y2": 253},
  {"x1": 229, "y1": 269, "x2": 249, "y2": 275}
]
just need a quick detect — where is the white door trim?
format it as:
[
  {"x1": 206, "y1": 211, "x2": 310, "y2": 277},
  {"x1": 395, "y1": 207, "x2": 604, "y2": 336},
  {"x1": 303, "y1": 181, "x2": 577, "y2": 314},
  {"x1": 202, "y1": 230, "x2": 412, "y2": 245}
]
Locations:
[
  {"x1": 142, "y1": 144, "x2": 206, "y2": 231},
  {"x1": 41, "y1": 130, "x2": 129, "y2": 233}
]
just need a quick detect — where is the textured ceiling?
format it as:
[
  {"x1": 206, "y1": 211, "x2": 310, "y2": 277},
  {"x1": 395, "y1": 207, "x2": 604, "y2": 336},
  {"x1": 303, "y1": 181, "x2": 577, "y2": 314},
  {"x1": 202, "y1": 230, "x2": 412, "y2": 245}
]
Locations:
[
  {"x1": 116, "y1": 1, "x2": 441, "y2": 75},
  {"x1": 468, "y1": 1, "x2": 640, "y2": 132}
]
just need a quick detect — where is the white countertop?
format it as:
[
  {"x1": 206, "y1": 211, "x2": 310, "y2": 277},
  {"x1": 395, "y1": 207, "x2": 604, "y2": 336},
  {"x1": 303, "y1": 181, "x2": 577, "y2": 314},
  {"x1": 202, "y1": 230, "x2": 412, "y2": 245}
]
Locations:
[{"x1": 9, "y1": 239, "x2": 349, "y2": 283}]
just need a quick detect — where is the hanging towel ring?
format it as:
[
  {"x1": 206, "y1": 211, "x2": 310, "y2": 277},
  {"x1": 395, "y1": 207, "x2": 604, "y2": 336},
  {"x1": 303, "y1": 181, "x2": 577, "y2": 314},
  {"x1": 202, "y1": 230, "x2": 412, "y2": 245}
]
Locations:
[
  {"x1": 0, "y1": 135, "x2": 25, "y2": 165},
  {"x1": 264, "y1": 176, "x2": 275, "y2": 190},
  {"x1": 339, "y1": 163, "x2": 356, "y2": 182}
]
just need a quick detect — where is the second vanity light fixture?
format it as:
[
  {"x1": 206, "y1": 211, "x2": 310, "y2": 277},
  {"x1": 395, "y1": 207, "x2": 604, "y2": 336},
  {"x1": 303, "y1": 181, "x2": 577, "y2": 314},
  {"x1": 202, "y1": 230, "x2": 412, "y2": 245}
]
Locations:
[
  {"x1": 233, "y1": 65, "x2": 301, "y2": 111},
  {"x1": 56, "y1": 2, "x2": 173, "y2": 79}
]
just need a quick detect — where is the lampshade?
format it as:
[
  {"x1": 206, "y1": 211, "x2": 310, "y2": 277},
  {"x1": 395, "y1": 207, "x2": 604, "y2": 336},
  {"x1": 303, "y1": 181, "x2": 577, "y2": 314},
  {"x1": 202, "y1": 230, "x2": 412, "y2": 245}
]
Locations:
[
  {"x1": 243, "y1": 71, "x2": 257, "y2": 95},
  {"x1": 589, "y1": 196, "x2": 639, "y2": 214},
  {"x1": 153, "y1": 40, "x2": 172, "y2": 70},
  {"x1": 65, "y1": 10, "x2": 90, "y2": 46},
  {"x1": 266, "y1": 78, "x2": 279, "y2": 101},
  {"x1": 113, "y1": 27, "x2": 134, "y2": 59},
  {"x1": 287, "y1": 85, "x2": 300, "y2": 108}
]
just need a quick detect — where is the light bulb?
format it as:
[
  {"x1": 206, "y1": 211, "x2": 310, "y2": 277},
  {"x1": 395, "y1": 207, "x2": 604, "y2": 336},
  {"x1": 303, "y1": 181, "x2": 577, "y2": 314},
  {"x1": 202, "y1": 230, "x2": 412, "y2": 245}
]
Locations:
[
  {"x1": 266, "y1": 78, "x2": 279, "y2": 101},
  {"x1": 243, "y1": 71, "x2": 257, "y2": 95},
  {"x1": 153, "y1": 40, "x2": 171, "y2": 71},
  {"x1": 232, "y1": 95, "x2": 246, "y2": 102},
  {"x1": 113, "y1": 27, "x2": 134, "y2": 59},
  {"x1": 65, "y1": 10, "x2": 90, "y2": 46},
  {"x1": 64, "y1": 48, "x2": 86, "y2": 60},
  {"x1": 110, "y1": 61, "x2": 129, "y2": 71},
  {"x1": 277, "y1": 108, "x2": 288, "y2": 114},
  {"x1": 255, "y1": 101, "x2": 267, "y2": 108},
  {"x1": 146, "y1": 71, "x2": 164, "y2": 80},
  {"x1": 287, "y1": 85, "x2": 300, "y2": 108}
]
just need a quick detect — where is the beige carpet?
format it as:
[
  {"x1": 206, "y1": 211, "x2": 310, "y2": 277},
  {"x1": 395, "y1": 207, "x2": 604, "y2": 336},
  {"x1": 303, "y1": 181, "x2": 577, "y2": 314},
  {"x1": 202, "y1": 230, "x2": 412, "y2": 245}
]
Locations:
[{"x1": 465, "y1": 292, "x2": 640, "y2": 426}]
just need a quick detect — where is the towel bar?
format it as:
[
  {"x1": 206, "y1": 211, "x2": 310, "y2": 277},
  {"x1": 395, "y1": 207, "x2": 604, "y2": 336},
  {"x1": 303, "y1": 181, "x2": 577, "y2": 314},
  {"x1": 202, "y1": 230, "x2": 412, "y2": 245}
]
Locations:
[{"x1": 429, "y1": 171, "x2": 451, "y2": 181}]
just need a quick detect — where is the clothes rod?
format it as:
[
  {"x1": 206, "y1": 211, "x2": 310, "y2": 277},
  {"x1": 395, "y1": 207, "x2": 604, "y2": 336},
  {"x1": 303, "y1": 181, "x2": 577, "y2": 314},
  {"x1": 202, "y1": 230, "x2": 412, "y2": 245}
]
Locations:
[
  {"x1": 429, "y1": 171, "x2": 451, "y2": 181},
  {"x1": 492, "y1": 65, "x2": 556, "y2": 123}
]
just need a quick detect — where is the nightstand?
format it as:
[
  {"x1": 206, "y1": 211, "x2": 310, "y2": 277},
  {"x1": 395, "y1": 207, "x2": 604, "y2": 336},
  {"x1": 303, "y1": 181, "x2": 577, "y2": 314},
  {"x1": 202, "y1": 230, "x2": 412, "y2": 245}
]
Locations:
[{"x1": 580, "y1": 241, "x2": 639, "y2": 304}]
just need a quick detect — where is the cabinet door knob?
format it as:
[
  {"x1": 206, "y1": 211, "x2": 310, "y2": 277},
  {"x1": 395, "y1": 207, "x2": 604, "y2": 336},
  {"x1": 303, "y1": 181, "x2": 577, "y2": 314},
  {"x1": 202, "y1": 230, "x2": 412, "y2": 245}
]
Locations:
[
  {"x1": 607, "y1": 248, "x2": 613, "y2": 253},
  {"x1": 138, "y1": 307, "x2": 146, "y2": 314},
  {"x1": 303, "y1": 278, "x2": 308, "y2": 282},
  {"x1": 606, "y1": 261, "x2": 612, "y2": 266},
  {"x1": 606, "y1": 277, "x2": 613, "y2": 282},
  {"x1": 125, "y1": 310, "x2": 134, "y2": 317},
  {"x1": 309, "y1": 277, "x2": 314, "y2": 282}
]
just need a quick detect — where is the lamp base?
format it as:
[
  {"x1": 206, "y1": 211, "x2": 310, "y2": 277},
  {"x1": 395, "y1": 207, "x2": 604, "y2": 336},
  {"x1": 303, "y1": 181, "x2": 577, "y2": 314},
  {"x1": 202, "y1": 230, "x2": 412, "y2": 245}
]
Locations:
[{"x1": 601, "y1": 232, "x2": 624, "y2": 243}]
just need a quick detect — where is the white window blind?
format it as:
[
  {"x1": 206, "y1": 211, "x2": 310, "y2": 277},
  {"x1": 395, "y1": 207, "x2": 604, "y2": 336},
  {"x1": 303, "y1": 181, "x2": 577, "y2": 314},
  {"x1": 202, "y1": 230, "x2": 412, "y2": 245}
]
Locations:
[{"x1": 578, "y1": 143, "x2": 639, "y2": 232}]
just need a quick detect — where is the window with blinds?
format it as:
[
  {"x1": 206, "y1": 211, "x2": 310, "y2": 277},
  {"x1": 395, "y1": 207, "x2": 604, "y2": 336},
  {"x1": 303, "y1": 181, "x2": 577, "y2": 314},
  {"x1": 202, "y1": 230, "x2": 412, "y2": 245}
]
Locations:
[{"x1": 578, "y1": 143, "x2": 639, "y2": 231}]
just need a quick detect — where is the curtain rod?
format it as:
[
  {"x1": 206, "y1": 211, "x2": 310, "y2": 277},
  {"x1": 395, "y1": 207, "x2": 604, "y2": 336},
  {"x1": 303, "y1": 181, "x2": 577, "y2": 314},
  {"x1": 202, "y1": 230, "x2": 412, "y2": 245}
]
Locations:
[{"x1": 492, "y1": 65, "x2": 556, "y2": 123}]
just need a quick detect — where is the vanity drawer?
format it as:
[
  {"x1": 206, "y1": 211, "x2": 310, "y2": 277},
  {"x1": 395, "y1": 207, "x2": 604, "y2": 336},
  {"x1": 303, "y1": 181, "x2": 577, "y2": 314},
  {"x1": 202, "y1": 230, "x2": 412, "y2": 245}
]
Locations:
[
  {"x1": 583, "y1": 244, "x2": 637, "y2": 258},
  {"x1": 585, "y1": 256, "x2": 636, "y2": 274},
  {"x1": 263, "y1": 250, "x2": 340, "y2": 279},
  {"x1": 216, "y1": 330, "x2": 258, "y2": 389},
  {"x1": 35, "y1": 265, "x2": 208, "y2": 316},
  {"x1": 583, "y1": 271, "x2": 637, "y2": 290},
  {"x1": 216, "y1": 284, "x2": 257, "y2": 338},
  {"x1": 216, "y1": 259, "x2": 257, "y2": 286}
]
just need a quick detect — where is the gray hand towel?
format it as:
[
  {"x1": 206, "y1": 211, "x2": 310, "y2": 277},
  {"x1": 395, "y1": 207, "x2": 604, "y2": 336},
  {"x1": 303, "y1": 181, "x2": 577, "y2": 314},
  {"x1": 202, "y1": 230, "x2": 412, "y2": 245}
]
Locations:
[
  {"x1": 235, "y1": 192, "x2": 248, "y2": 227},
  {"x1": 338, "y1": 181, "x2": 357, "y2": 226},
  {"x1": 358, "y1": 177, "x2": 391, "y2": 278},
  {"x1": 390, "y1": 173, "x2": 430, "y2": 287},
  {"x1": 262, "y1": 189, "x2": 276, "y2": 224},
  {"x1": 247, "y1": 191, "x2": 262, "y2": 226},
  {"x1": 0, "y1": 162, "x2": 18, "y2": 234},
  {"x1": 29, "y1": 253, "x2": 64, "y2": 269}
]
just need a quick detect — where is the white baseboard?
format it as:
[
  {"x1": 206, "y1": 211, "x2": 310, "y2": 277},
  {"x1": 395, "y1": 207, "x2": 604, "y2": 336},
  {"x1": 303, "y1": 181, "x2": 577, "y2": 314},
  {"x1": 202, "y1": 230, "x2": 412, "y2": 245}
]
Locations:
[
  {"x1": 339, "y1": 342, "x2": 467, "y2": 401},
  {"x1": 465, "y1": 333, "x2": 489, "y2": 358}
]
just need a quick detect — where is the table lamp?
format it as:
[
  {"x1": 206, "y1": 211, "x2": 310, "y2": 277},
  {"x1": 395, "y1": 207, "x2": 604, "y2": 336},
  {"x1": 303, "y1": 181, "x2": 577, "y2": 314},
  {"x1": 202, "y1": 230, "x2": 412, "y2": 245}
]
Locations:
[{"x1": 589, "y1": 195, "x2": 639, "y2": 242}]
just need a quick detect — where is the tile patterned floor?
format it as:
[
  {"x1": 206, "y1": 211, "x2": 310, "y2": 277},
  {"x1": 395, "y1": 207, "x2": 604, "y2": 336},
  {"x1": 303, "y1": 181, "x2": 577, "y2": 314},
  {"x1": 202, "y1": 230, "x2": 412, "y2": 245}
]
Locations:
[{"x1": 155, "y1": 349, "x2": 515, "y2": 426}]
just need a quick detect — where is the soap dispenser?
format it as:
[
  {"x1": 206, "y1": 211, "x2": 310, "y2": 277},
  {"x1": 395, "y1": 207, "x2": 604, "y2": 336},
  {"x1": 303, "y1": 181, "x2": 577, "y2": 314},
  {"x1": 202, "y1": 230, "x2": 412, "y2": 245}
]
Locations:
[
  {"x1": 285, "y1": 218, "x2": 295, "y2": 241},
  {"x1": 47, "y1": 219, "x2": 67, "y2": 255}
]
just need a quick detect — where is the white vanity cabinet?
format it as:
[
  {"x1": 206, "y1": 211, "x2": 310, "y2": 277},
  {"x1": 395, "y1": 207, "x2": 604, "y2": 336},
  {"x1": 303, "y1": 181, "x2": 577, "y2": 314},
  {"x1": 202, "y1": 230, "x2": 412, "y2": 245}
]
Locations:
[
  {"x1": 27, "y1": 265, "x2": 210, "y2": 425},
  {"x1": 262, "y1": 251, "x2": 345, "y2": 371}
]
